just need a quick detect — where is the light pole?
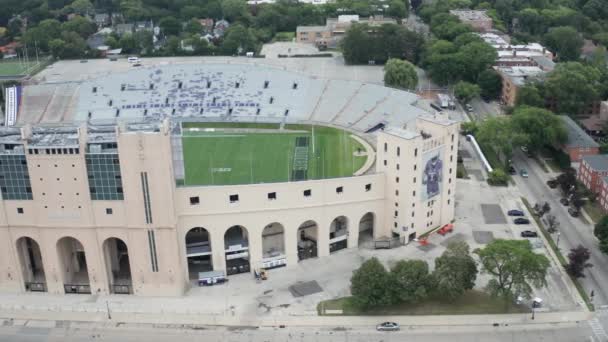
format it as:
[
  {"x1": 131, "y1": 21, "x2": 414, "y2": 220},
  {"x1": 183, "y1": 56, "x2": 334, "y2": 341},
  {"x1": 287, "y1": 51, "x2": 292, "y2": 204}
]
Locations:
[{"x1": 106, "y1": 300, "x2": 111, "y2": 320}]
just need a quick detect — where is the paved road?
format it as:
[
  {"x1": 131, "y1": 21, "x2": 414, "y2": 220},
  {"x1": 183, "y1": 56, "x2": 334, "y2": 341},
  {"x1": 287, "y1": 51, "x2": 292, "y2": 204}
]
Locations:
[
  {"x1": 469, "y1": 98, "x2": 502, "y2": 120},
  {"x1": 511, "y1": 150, "x2": 608, "y2": 307},
  {"x1": 0, "y1": 322, "x2": 597, "y2": 342}
]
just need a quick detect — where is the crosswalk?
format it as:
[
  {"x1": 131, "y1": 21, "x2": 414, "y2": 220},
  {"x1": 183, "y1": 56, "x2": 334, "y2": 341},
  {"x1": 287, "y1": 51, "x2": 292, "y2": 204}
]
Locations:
[{"x1": 590, "y1": 308, "x2": 608, "y2": 342}]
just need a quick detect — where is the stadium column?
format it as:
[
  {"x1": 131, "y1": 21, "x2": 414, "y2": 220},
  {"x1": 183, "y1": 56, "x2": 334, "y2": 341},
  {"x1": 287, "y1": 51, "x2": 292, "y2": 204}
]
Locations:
[
  {"x1": 317, "y1": 218, "x2": 330, "y2": 258},
  {"x1": 346, "y1": 215, "x2": 358, "y2": 249},
  {"x1": 210, "y1": 229, "x2": 226, "y2": 273},
  {"x1": 284, "y1": 225, "x2": 298, "y2": 268},
  {"x1": 248, "y1": 229, "x2": 263, "y2": 272}
]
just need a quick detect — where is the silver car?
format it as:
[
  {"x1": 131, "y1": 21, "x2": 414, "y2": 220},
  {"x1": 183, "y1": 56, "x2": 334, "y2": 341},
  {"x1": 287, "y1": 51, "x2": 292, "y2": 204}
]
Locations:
[{"x1": 376, "y1": 322, "x2": 400, "y2": 331}]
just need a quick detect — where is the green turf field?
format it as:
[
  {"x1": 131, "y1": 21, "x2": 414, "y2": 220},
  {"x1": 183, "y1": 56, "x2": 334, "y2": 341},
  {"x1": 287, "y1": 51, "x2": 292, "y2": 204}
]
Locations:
[
  {"x1": 0, "y1": 60, "x2": 38, "y2": 76},
  {"x1": 181, "y1": 124, "x2": 368, "y2": 186}
]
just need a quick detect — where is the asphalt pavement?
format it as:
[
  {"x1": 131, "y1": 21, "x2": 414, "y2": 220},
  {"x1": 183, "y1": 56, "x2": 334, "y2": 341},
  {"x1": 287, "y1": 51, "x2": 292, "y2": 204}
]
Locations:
[
  {"x1": 0, "y1": 321, "x2": 597, "y2": 342},
  {"x1": 510, "y1": 150, "x2": 608, "y2": 307}
]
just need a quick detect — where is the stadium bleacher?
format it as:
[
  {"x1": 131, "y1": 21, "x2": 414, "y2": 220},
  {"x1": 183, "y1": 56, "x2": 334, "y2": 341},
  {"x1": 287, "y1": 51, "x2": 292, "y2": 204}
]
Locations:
[{"x1": 19, "y1": 63, "x2": 426, "y2": 133}]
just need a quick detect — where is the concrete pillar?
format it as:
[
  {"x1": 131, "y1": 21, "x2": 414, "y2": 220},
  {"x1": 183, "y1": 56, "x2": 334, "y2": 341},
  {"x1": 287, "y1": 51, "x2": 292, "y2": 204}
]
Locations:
[
  {"x1": 247, "y1": 227, "x2": 263, "y2": 272},
  {"x1": 347, "y1": 215, "x2": 359, "y2": 249},
  {"x1": 317, "y1": 219, "x2": 330, "y2": 258},
  {"x1": 284, "y1": 223, "x2": 298, "y2": 268},
  {"x1": 209, "y1": 229, "x2": 226, "y2": 272}
]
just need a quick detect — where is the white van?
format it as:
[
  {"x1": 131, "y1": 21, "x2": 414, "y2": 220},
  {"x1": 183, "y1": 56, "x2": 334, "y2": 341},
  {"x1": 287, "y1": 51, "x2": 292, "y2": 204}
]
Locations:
[{"x1": 127, "y1": 56, "x2": 140, "y2": 63}]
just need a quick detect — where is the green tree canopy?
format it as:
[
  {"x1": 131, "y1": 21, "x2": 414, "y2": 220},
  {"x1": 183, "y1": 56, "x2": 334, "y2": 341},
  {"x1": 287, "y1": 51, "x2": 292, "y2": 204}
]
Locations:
[
  {"x1": 390, "y1": 259, "x2": 433, "y2": 303},
  {"x1": 475, "y1": 239, "x2": 550, "y2": 300},
  {"x1": 543, "y1": 26, "x2": 583, "y2": 61},
  {"x1": 476, "y1": 116, "x2": 527, "y2": 163},
  {"x1": 453, "y1": 81, "x2": 480, "y2": 103},
  {"x1": 61, "y1": 16, "x2": 97, "y2": 38},
  {"x1": 221, "y1": 0, "x2": 248, "y2": 22},
  {"x1": 477, "y1": 69, "x2": 503, "y2": 100},
  {"x1": 433, "y1": 241, "x2": 478, "y2": 301},
  {"x1": 544, "y1": 62, "x2": 602, "y2": 114},
  {"x1": 159, "y1": 16, "x2": 181, "y2": 36},
  {"x1": 384, "y1": 58, "x2": 418, "y2": 90},
  {"x1": 511, "y1": 106, "x2": 567, "y2": 152},
  {"x1": 515, "y1": 84, "x2": 544, "y2": 107},
  {"x1": 350, "y1": 258, "x2": 393, "y2": 309},
  {"x1": 594, "y1": 215, "x2": 608, "y2": 254},
  {"x1": 220, "y1": 23, "x2": 258, "y2": 55}
]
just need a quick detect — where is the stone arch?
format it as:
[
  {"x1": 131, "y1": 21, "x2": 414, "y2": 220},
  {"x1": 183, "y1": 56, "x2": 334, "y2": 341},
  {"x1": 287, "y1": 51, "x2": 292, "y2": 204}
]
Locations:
[
  {"x1": 224, "y1": 225, "x2": 250, "y2": 275},
  {"x1": 15, "y1": 236, "x2": 46, "y2": 292},
  {"x1": 329, "y1": 216, "x2": 348, "y2": 253},
  {"x1": 56, "y1": 236, "x2": 91, "y2": 294},
  {"x1": 102, "y1": 237, "x2": 132, "y2": 294},
  {"x1": 185, "y1": 227, "x2": 213, "y2": 283},
  {"x1": 297, "y1": 220, "x2": 318, "y2": 261},
  {"x1": 358, "y1": 212, "x2": 375, "y2": 248},
  {"x1": 261, "y1": 222, "x2": 286, "y2": 269}
]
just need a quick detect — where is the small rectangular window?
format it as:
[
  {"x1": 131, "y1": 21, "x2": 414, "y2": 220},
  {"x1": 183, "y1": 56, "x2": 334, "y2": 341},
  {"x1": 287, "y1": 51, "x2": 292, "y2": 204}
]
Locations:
[
  {"x1": 229, "y1": 194, "x2": 239, "y2": 203},
  {"x1": 268, "y1": 192, "x2": 277, "y2": 200},
  {"x1": 106, "y1": 208, "x2": 113, "y2": 215},
  {"x1": 17, "y1": 208, "x2": 24, "y2": 214},
  {"x1": 412, "y1": 190, "x2": 416, "y2": 196},
  {"x1": 397, "y1": 147, "x2": 400, "y2": 157},
  {"x1": 292, "y1": 82, "x2": 298, "y2": 89},
  {"x1": 383, "y1": 160, "x2": 387, "y2": 166},
  {"x1": 384, "y1": 143, "x2": 387, "y2": 152},
  {"x1": 396, "y1": 177, "x2": 399, "y2": 183},
  {"x1": 264, "y1": 80, "x2": 269, "y2": 88},
  {"x1": 394, "y1": 210, "x2": 398, "y2": 217},
  {"x1": 190, "y1": 196, "x2": 200, "y2": 205},
  {"x1": 414, "y1": 148, "x2": 418, "y2": 157},
  {"x1": 365, "y1": 183, "x2": 371, "y2": 191},
  {"x1": 303, "y1": 189, "x2": 312, "y2": 197},
  {"x1": 336, "y1": 186, "x2": 343, "y2": 194}
]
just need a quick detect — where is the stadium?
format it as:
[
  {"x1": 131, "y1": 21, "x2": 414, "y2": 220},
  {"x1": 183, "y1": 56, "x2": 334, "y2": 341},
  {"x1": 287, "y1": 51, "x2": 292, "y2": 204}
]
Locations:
[{"x1": 0, "y1": 58, "x2": 458, "y2": 296}]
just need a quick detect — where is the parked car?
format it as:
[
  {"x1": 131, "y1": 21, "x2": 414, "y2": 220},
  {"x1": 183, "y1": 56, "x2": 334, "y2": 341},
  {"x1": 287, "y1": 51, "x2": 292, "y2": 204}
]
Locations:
[
  {"x1": 508, "y1": 209, "x2": 525, "y2": 216},
  {"x1": 568, "y1": 207, "x2": 580, "y2": 217},
  {"x1": 508, "y1": 165, "x2": 517, "y2": 175},
  {"x1": 520, "y1": 169, "x2": 529, "y2": 178},
  {"x1": 521, "y1": 230, "x2": 538, "y2": 238},
  {"x1": 465, "y1": 104, "x2": 473, "y2": 112},
  {"x1": 514, "y1": 218, "x2": 531, "y2": 225},
  {"x1": 520, "y1": 146, "x2": 528, "y2": 153},
  {"x1": 376, "y1": 322, "x2": 400, "y2": 331},
  {"x1": 560, "y1": 198, "x2": 570, "y2": 206}
]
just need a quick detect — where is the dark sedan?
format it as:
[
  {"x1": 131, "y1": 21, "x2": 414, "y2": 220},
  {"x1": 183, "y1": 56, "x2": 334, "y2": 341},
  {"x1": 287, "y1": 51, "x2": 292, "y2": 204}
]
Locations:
[
  {"x1": 514, "y1": 218, "x2": 531, "y2": 225},
  {"x1": 508, "y1": 209, "x2": 525, "y2": 216},
  {"x1": 521, "y1": 230, "x2": 538, "y2": 238}
]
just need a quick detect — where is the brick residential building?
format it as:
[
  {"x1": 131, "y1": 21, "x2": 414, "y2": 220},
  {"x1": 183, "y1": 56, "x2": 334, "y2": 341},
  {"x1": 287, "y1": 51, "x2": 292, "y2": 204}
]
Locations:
[
  {"x1": 494, "y1": 66, "x2": 545, "y2": 106},
  {"x1": 296, "y1": 15, "x2": 397, "y2": 48},
  {"x1": 578, "y1": 154, "x2": 608, "y2": 194},
  {"x1": 560, "y1": 116, "x2": 600, "y2": 163},
  {"x1": 598, "y1": 177, "x2": 608, "y2": 212}
]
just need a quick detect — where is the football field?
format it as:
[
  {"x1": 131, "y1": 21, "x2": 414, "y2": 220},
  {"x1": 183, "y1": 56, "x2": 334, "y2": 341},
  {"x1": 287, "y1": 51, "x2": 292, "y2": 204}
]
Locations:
[{"x1": 181, "y1": 124, "x2": 368, "y2": 186}]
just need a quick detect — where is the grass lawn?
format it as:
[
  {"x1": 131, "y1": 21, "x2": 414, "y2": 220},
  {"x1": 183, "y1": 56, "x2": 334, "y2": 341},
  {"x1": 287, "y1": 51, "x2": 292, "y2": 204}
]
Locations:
[
  {"x1": 583, "y1": 201, "x2": 604, "y2": 224},
  {"x1": 317, "y1": 290, "x2": 530, "y2": 316},
  {"x1": 0, "y1": 60, "x2": 38, "y2": 76},
  {"x1": 181, "y1": 124, "x2": 367, "y2": 186},
  {"x1": 182, "y1": 122, "x2": 280, "y2": 130}
]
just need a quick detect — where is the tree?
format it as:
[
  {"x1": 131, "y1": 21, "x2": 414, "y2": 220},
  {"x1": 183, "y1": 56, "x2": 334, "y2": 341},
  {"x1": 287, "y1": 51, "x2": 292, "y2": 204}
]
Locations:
[
  {"x1": 453, "y1": 81, "x2": 480, "y2": 104},
  {"x1": 515, "y1": 84, "x2": 544, "y2": 107},
  {"x1": 546, "y1": 215, "x2": 559, "y2": 233},
  {"x1": 477, "y1": 69, "x2": 502, "y2": 100},
  {"x1": 488, "y1": 168, "x2": 508, "y2": 185},
  {"x1": 61, "y1": 16, "x2": 97, "y2": 39},
  {"x1": 384, "y1": 58, "x2": 418, "y2": 90},
  {"x1": 390, "y1": 259, "x2": 433, "y2": 303},
  {"x1": 49, "y1": 38, "x2": 66, "y2": 58},
  {"x1": 184, "y1": 19, "x2": 203, "y2": 34},
  {"x1": 433, "y1": 241, "x2": 478, "y2": 301},
  {"x1": 68, "y1": 0, "x2": 95, "y2": 16},
  {"x1": 159, "y1": 16, "x2": 181, "y2": 36},
  {"x1": 543, "y1": 26, "x2": 583, "y2": 62},
  {"x1": 221, "y1": 0, "x2": 248, "y2": 22},
  {"x1": 566, "y1": 245, "x2": 593, "y2": 278},
  {"x1": 341, "y1": 23, "x2": 371, "y2": 64},
  {"x1": 511, "y1": 106, "x2": 567, "y2": 152},
  {"x1": 475, "y1": 239, "x2": 550, "y2": 300},
  {"x1": 386, "y1": 0, "x2": 407, "y2": 19},
  {"x1": 557, "y1": 168, "x2": 577, "y2": 195},
  {"x1": 220, "y1": 24, "x2": 257, "y2": 55},
  {"x1": 457, "y1": 41, "x2": 497, "y2": 82},
  {"x1": 544, "y1": 62, "x2": 602, "y2": 115},
  {"x1": 350, "y1": 258, "x2": 393, "y2": 309},
  {"x1": 430, "y1": 13, "x2": 471, "y2": 41},
  {"x1": 594, "y1": 216, "x2": 608, "y2": 254},
  {"x1": 476, "y1": 116, "x2": 526, "y2": 163}
]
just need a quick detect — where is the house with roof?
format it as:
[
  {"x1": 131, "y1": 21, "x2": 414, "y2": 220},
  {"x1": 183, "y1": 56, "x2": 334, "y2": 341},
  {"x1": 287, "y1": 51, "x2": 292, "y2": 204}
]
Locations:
[
  {"x1": 94, "y1": 13, "x2": 110, "y2": 28},
  {"x1": 560, "y1": 116, "x2": 600, "y2": 164},
  {"x1": 198, "y1": 18, "x2": 214, "y2": 33},
  {"x1": 578, "y1": 154, "x2": 608, "y2": 194},
  {"x1": 213, "y1": 20, "x2": 230, "y2": 37},
  {"x1": 494, "y1": 65, "x2": 546, "y2": 106},
  {"x1": 449, "y1": 10, "x2": 493, "y2": 32}
]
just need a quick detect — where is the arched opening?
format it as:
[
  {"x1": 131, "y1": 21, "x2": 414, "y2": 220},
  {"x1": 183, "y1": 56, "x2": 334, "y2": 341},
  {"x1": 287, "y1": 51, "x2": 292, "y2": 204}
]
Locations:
[
  {"x1": 358, "y1": 212, "x2": 375, "y2": 248},
  {"x1": 224, "y1": 225, "x2": 250, "y2": 275},
  {"x1": 298, "y1": 220, "x2": 318, "y2": 261},
  {"x1": 185, "y1": 227, "x2": 213, "y2": 284},
  {"x1": 261, "y1": 222, "x2": 286, "y2": 269},
  {"x1": 329, "y1": 216, "x2": 348, "y2": 253},
  {"x1": 56, "y1": 237, "x2": 91, "y2": 294},
  {"x1": 103, "y1": 238, "x2": 132, "y2": 294},
  {"x1": 15, "y1": 237, "x2": 46, "y2": 292}
]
